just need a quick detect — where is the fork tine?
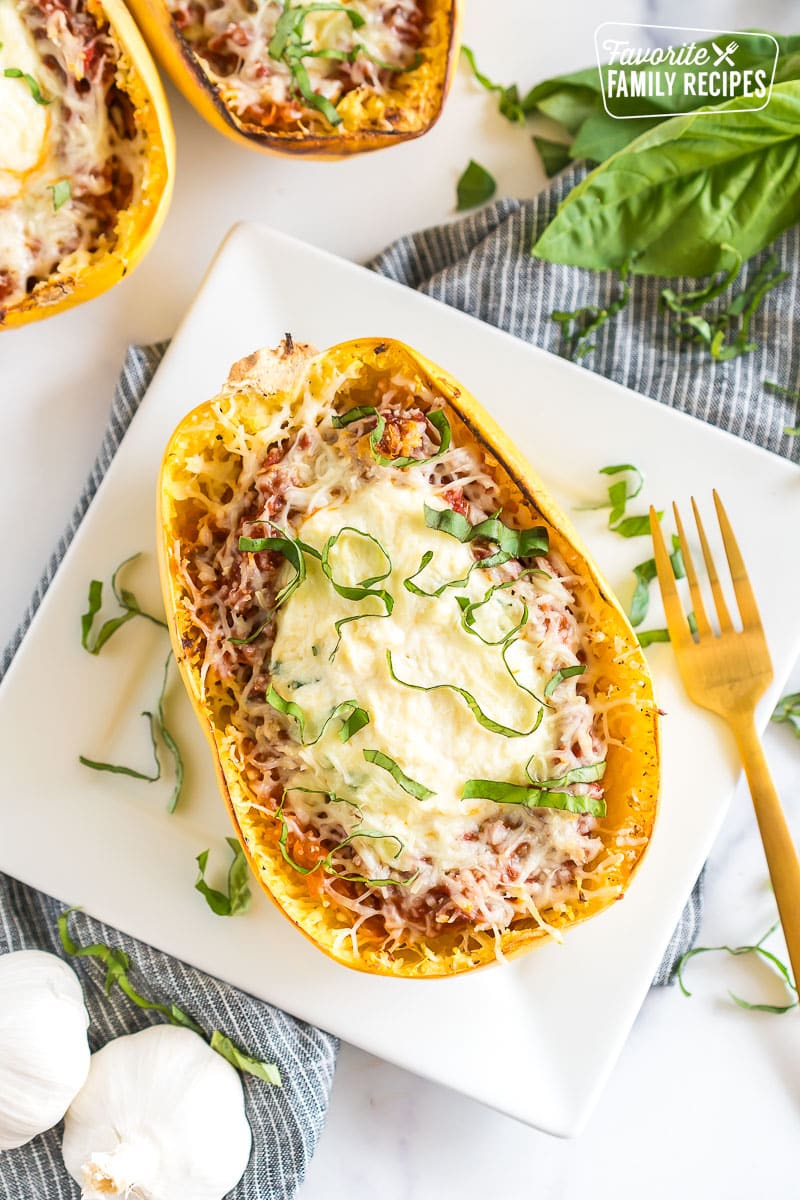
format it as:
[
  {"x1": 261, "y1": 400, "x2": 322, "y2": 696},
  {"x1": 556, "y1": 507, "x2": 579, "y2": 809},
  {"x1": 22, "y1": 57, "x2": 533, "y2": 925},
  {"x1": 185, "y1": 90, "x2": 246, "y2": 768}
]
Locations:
[
  {"x1": 649, "y1": 506, "x2": 692, "y2": 648},
  {"x1": 671, "y1": 503, "x2": 713, "y2": 638},
  {"x1": 691, "y1": 497, "x2": 734, "y2": 633},
  {"x1": 712, "y1": 490, "x2": 764, "y2": 632}
]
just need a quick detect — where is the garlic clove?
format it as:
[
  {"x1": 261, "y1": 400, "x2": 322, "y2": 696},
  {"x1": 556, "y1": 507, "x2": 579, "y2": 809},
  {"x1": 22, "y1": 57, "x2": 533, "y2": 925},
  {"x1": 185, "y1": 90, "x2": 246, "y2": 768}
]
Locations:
[
  {"x1": 62, "y1": 1024, "x2": 252, "y2": 1200},
  {"x1": 0, "y1": 949, "x2": 91, "y2": 1151}
]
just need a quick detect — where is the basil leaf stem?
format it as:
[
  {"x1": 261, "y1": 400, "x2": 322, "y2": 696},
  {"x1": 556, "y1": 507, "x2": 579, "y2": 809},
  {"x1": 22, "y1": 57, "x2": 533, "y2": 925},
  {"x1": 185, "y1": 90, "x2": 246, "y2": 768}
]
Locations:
[
  {"x1": 195, "y1": 837, "x2": 252, "y2": 917},
  {"x1": 81, "y1": 553, "x2": 167, "y2": 654},
  {"x1": 456, "y1": 159, "x2": 496, "y2": 210},
  {"x1": 362, "y1": 749, "x2": 435, "y2": 800},
  {"x1": 58, "y1": 909, "x2": 281, "y2": 1080},
  {"x1": 386, "y1": 649, "x2": 542, "y2": 738},
  {"x1": 333, "y1": 405, "x2": 451, "y2": 468},
  {"x1": 676, "y1": 921, "x2": 797, "y2": 1014}
]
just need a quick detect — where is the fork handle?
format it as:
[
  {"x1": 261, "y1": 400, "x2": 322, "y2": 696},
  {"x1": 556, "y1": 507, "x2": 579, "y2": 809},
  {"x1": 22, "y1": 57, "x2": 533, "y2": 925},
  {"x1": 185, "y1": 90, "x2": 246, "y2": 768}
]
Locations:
[{"x1": 733, "y1": 717, "x2": 800, "y2": 995}]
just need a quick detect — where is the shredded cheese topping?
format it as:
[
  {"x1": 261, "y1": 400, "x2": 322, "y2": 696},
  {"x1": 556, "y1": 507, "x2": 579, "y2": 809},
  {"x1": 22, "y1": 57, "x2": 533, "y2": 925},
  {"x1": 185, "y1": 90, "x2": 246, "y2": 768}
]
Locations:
[
  {"x1": 0, "y1": 0, "x2": 149, "y2": 312},
  {"x1": 173, "y1": 356, "x2": 610, "y2": 953},
  {"x1": 167, "y1": 0, "x2": 426, "y2": 130}
]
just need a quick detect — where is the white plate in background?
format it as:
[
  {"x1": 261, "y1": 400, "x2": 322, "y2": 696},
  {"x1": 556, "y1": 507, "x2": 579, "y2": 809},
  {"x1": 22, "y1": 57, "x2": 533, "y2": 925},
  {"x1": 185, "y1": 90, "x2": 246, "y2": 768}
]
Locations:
[{"x1": 2, "y1": 223, "x2": 799, "y2": 1135}]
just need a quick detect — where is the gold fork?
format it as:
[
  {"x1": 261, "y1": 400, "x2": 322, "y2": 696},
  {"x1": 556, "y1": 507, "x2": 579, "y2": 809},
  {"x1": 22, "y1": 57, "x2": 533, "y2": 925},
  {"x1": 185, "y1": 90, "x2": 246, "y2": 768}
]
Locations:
[{"x1": 649, "y1": 491, "x2": 800, "y2": 993}]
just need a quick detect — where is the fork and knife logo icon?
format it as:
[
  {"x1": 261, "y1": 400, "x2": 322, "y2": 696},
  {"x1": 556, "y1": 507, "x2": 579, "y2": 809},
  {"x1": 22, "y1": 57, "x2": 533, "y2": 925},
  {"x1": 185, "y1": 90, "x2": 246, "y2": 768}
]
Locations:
[{"x1": 711, "y1": 39, "x2": 738, "y2": 66}]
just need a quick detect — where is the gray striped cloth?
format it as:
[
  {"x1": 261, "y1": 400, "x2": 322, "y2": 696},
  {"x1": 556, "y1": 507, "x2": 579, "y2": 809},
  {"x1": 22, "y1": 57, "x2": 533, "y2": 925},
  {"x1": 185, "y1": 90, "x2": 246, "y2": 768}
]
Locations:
[{"x1": 0, "y1": 345, "x2": 337, "y2": 1200}]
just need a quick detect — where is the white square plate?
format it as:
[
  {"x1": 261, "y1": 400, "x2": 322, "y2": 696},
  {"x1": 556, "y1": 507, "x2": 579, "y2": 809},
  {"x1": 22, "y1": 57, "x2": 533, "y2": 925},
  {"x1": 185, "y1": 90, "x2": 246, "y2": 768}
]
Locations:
[{"x1": 2, "y1": 224, "x2": 800, "y2": 1136}]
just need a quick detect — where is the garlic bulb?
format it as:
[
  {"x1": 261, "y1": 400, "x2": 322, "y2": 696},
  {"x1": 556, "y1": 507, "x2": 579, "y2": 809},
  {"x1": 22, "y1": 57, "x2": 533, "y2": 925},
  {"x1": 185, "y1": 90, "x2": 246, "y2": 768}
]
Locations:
[
  {"x1": 0, "y1": 949, "x2": 91, "y2": 1151},
  {"x1": 62, "y1": 1025, "x2": 252, "y2": 1200}
]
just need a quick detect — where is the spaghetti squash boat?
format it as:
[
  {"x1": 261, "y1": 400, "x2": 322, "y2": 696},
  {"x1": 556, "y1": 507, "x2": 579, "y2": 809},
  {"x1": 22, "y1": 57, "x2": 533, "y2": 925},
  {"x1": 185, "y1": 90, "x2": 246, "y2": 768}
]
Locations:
[
  {"x1": 159, "y1": 337, "x2": 659, "y2": 977},
  {"x1": 0, "y1": 0, "x2": 173, "y2": 328},
  {"x1": 128, "y1": 0, "x2": 460, "y2": 155}
]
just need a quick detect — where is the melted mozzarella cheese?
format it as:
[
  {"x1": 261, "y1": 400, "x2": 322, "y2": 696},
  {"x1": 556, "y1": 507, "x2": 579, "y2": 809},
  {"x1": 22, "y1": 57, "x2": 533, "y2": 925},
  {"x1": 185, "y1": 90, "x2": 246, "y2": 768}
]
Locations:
[
  {"x1": 0, "y1": 5, "x2": 49, "y2": 197},
  {"x1": 270, "y1": 477, "x2": 564, "y2": 875}
]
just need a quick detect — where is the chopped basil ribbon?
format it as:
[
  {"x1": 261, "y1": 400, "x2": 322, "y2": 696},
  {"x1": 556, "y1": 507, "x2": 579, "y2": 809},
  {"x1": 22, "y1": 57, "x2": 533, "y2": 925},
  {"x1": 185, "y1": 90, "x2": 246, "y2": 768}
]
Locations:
[
  {"x1": 424, "y1": 504, "x2": 549, "y2": 558},
  {"x1": 543, "y1": 663, "x2": 586, "y2": 699},
  {"x1": 48, "y1": 179, "x2": 71, "y2": 210},
  {"x1": 320, "y1": 525, "x2": 394, "y2": 655},
  {"x1": 59, "y1": 908, "x2": 282, "y2": 1082},
  {"x1": 233, "y1": 528, "x2": 320, "y2": 644},
  {"x1": 268, "y1": 2, "x2": 365, "y2": 126},
  {"x1": 630, "y1": 534, "x2": 684, "y2": 627},
  {"x1": 267, "y1": 684, "x2": 369, "y2": 745},
  {"x1": 456, "y1": 159, "x2": 497, "y2": 211},
  {"x1": 552, "y1": 267, "x2": 631, "y2": 360},
  {"x1": 772, "y1": 691, "x2": 800, "y2": 739},
  {"x1": 386, "y1": 649, "x2": 542, "y2": 738},
  {"x1": 195, "y1": 837, "x2": 252, "y2": 917},
  {"x1": 332, "y1": 405, "x2": 452, "y2": 468},
  {"x1": 586, "y1": 464, "x2": 657, "y2": 537},
  {"x1": 455, "y1": 569, "x2": 548, "y2": 647},
  {"x1": 461, "y1": 759, "x2": 607, "y2": 817},
  {"x1": 210, "y1": 1033, "x2": 283, "y2": 1085},
  {"x1": 3, "y1": 66, "x2": 50, "y2": 104},
  {"x1": 80, "y1": 652, "x2": 184, "y2": 813},
  {"x1": 637, "y1": 628, "x2": 671, "y2": 648},
  {"x1": 362, "y1": 749, "x2": 435, "y2": 800},
  {"x1": 676, "y1": 921, "x2": 797, "y2": 1014},
  {"x1": 81, "y1": 552, "x2": 167, "y2": 654},
  {"x1": 275, "y1": 793, "x2": 416, "y2": 888}
]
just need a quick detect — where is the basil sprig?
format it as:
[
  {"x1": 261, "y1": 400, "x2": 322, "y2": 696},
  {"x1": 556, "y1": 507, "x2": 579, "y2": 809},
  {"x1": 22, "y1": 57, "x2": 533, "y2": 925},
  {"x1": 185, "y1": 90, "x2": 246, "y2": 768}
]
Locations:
[
  {"x1": 195, "y1": 837, "x2": 252, "y2": 917},
  {"x1": 543, "y1": 663, "x2": 586, "y2": 699},
  {"x1": 82, "y1": 552, "x2": 167, "y2": 654},
  {"x1": 424, "y1": 504, "x2": 549, "y2": 558},
  {"x1": 461, "y1": 759, "x2": 606, "y2": 816},
  {"x1": 387, "y1": 649, "x2": 542, "y2": 738},
  {"x1": 79, "y1": 651, "x2": 184, "y2": 813},
  {"x1": 333, "y1": 405, "x2": 451, "y2": 468},
  {"x1": 233, "y1": 528, "x2": 320, "y2": 644},
  {"x1": 362, "y1": 749, "x2": 434, "y2": 800},
  {"x1": 267, "y1": 684, "x2": 369, "y2": 744},
  {"x1": 58, "y1": 908, "x2": 282, "y2": 1082}
]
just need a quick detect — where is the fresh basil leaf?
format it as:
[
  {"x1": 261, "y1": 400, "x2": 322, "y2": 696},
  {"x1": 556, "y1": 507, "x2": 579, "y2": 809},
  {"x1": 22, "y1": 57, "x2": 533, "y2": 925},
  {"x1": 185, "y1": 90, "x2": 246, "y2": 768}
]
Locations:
[
  {"x1": 461, "y1": 777, "x2": 605, "y2": 816},
  {"x1": 403, "y1": 550, "x2": 503, "y2": 598},
  {"x1": 534, "y1": 761, "x2": 606, "y2": 787},
  {"x1": 424, "y1": 504, "x2": 549, "y2": 558},
  {"x1": 80, "y1": 710, "x2": 161, "y2": 783},
  {"x1": 333, "y1": 405, "x2": 451, "y2": 468},
  {"x1": 533, "y1": 83, "x2": 800, "y2": 278},
  {"x1": 772, "y1": 691, "x2": 800, "y2": 738},
  {"x1": 612, "y1": 513, "x2": 660, "y2": 538},
  {"x1": 195, "y1": 838, "x2": 252, "y2": 917},
  {"x1": 233, "y1": 529, "x2": 318, "y2": 643},
  {"x1": 637, "y1": 628, "x2": 671, "y2": 648},
  {"x1": 57, "y1": 908, "x2": 203, "y2": 1034},
  {"x1": 81, "y1": 553, "x2": 166, "y2": 653},
  {"x1": 210, "y1": 1031, "x2": 282, "y2": 1085},
  {"x1": 543, "y1": 664, "x2": 586, "y2": 699},
  {"x1": 363, "y1": 749, "x2": 434, "y2": 800},
  {"x1": 267, "y1": 2, "x2": 365, "y2": 126},
  {"x1": 387, "y1": 649, "x2": 542, "y2": 738},
  {"x1": 533, "y1": 135, "x2": 572, "y2": 178},
  {"x1": 457, "y1": 159, "x2": 496, "y2": 211},
  {"x1": 3, "y1": 67, "x2": 50, "y2": 104},
  {"x1": 147, "y1": 651, "x2": 184, "y2": 813},
  {"x1": 321, "y1": 526, "x2": 394, "y2": 646},
  {"x1": 630, "y1": 558, "x2": 657, "y2": 628},
  {"x1": 457, "y1": 576, "x2": 539, "y2": 646}
]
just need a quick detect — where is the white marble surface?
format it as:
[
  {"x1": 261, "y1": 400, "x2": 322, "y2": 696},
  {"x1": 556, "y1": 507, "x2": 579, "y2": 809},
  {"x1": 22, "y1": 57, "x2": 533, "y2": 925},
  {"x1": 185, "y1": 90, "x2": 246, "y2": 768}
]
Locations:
[{"x1": 2, "y1": 0, "x2": 800, "y2": 1194}]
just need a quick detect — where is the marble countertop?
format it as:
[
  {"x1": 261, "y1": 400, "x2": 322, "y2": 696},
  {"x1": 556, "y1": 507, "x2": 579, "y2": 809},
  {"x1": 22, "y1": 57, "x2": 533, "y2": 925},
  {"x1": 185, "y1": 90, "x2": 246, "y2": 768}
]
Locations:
[{"x1": 2, "y1": 1, "x2": 799, "y2": 1195}]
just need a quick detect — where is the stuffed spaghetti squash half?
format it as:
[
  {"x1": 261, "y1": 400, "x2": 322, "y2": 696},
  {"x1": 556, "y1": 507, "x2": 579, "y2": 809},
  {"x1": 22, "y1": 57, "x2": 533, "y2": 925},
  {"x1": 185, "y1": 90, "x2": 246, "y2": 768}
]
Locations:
[{"x1": 159, "y1": 337, "x2": 659, "y2": 977}]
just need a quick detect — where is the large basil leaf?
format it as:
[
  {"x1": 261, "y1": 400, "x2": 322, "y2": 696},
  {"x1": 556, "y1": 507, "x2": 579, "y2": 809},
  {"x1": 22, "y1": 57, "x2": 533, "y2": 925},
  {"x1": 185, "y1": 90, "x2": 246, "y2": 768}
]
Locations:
[{"x1": 532, "y1": 82, "x2": 800, "y2": 277}]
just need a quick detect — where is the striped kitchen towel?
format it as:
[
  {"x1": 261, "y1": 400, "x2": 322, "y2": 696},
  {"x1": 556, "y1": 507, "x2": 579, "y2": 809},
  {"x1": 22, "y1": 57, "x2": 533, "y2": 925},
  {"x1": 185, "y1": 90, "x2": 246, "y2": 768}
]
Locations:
[{"x1": 0, "y1": 344, "x2": 338, "y2": 1200}]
